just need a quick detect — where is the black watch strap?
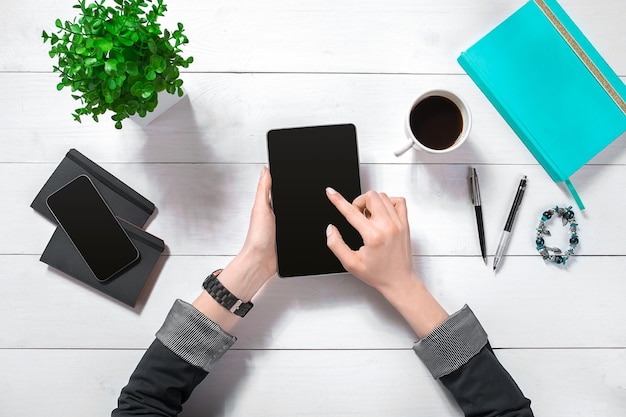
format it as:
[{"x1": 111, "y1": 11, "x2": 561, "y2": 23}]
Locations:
[{"x1": 202, "y1": 269, "x2": 253, "y2": 317}]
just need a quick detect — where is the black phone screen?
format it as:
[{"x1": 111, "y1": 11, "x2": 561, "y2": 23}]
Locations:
[
  {"x1": 267, "y1": 124, "x2": 363, "y2": 277},
  {"x1": 46, "y1": 175, "x2": 140, "y2": 282}
]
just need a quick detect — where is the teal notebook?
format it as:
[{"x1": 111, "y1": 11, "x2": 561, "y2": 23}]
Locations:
[{"x1": 458, "y1": 0, "x2": 626, "y2": 210}]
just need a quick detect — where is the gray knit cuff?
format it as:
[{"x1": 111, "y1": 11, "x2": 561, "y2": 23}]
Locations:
[
  {"x1": 156, "y1": 299, "x2": 237, "y2": 372},
  {"x1": 413, "y1": 305, "x2": 488, "y2": 379}
]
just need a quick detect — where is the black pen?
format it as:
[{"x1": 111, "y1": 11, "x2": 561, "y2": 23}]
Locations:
[
  {"x1": 469, "y1": 168, "x2": 487, "y2": 264},
  {"x1": 493, "y1": 175, "x2": 527, "y2": 272}
]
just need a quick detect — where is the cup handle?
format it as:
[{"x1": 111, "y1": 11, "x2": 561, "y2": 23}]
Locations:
[{"x1": 394, "y1": 140, "x2": 414, "y2": 157}]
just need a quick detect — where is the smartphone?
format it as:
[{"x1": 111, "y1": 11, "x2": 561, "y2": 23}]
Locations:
[
  {"x1": 46, "y1": 175, "x2": 140, "y2": 282},
  {"x1": 267, "y1": 124, "x2": 363, "y2": 277}
]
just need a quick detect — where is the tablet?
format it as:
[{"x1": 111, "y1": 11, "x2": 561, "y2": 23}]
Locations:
[{"x1": 267, "y1": 124, "x2": 363, "y2": 277}]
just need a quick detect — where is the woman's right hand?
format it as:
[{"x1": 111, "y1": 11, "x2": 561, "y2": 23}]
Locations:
[
  {"x1": 325, "y1": 188, "x2": 448, "y2": 338},
  {"x1": 324, "y1": 188, "x2": 416, "y2": 295}
]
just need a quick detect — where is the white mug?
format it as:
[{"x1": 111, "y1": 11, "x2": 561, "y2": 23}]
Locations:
[{"x1": 394, "y1": 90, "x2": 471, "y2": 156}]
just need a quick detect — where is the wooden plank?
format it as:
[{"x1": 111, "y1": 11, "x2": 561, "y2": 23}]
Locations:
[
  {"x1": 1, "y1": 348, "x2": 624, "y2": 416},
  {"x1": 4, "y1": 162, "x2": 626, "y2": 256},
  {"x1": 1, "y1": 73, "x2": 625, "y2": 164},
  {"x1": 2, "y1": 0, "x2": 625, "y2": 75},
  {"x1": 3, "y1": 255, "x2": 625, "y2": 349}
]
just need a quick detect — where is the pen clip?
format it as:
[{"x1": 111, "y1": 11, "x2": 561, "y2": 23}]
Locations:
[{"x1": 469, "y1": 168, "x2": 481, "y2": 206}]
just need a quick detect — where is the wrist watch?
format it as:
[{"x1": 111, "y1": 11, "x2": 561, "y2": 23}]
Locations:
[{"x1": 202, "y1": 269, "x2": 254, "y2": 317}]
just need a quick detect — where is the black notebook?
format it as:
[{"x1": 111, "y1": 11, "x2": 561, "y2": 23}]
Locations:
[
  {"x1": 31, "y1": 148, "x2": 155, "y2": 227},
  {"x1": 33, "y1": 149, "x2": 163, "y2": 307},
  {"x1": 40, "y1": 219, "x2": 165, "y2": 307}
]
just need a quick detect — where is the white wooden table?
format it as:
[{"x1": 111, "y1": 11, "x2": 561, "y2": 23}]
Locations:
[{"x1": 2, "y1": 1, "x2": 625, "y2": 415}]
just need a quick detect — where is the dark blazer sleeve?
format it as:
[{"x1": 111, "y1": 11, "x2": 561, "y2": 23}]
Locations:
[
  {"x1": 112, "y1": 300, "x2": 237, "y2": 417},
  {"x1": 413, "y1": 305, "x2": 534, "y2": 417},
  {"x1": 440, "y1": 344, "x2": 533, "y2": 417},
  {"x1": 112, "y1": 339, "x2": 209, "y2": 416}
]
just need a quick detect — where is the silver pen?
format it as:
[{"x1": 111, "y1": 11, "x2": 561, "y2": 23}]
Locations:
[{"x1": 493, "y1": 176, "x2": 527, "y2": 272}]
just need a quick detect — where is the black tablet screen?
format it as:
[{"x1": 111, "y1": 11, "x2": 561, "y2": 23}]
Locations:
[{"x1": 267, "y1": 124, "x2": 363, "y2": 277}]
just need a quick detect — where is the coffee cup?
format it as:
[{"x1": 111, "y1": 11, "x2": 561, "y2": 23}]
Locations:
[{"x1": 394, "y1": 90, "x2": 471, "y2": 156}]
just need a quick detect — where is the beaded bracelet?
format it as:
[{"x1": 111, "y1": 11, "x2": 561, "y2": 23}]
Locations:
[{"x1": 535, "y1": 206, "x2": 579, "y2": 265}]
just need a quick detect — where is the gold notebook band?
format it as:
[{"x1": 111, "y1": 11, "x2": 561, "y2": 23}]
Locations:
[{"x1": 535, "y1": 0, "x2": 626, "y2": 115}]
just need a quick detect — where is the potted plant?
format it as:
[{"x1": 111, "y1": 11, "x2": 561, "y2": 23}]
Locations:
[{"x1": 42, "y1": 0, "x2": 193, "y2": 129}]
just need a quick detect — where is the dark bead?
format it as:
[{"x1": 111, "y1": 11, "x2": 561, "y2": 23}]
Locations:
[
  {"x1": 569, "y1": 237, "x2": 579, "y2": 245},
  {"x1": 536, "y1": 237, "x2": 544, "y2": 247},
  {"x1": 555, "y1": 255, "x2": 564, "y2": 264},
  {"x1": 543, "y1": 211, "x2": 552, "y2": 219},
  {"x1": 566, "y1": 210, "x2": 575, "y2": 219}
]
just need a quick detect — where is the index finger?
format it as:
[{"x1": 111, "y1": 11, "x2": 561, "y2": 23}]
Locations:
[{"x1": 325, "y1": 187, "x2": 370, "y2": 232}]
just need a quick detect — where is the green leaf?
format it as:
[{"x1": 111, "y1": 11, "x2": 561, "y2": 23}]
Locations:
[
  {"x1": 118, "y1": 36, "x2": 134, "y2": 47},
  {"x1": 146, "y1": 24, "x2": 161, "y2": 36},
  {"x1": 131, "y1": 81, "x2": 143, "y2": 97},
  {"x1": 128, "y1": 30, "x2": 139, "y2": 43},
  {"x1": 56, "y1": 83, "x2": 65, "y2": 91},
  {"x1": 50, "y1": 33, "x2": 61, "y2": 45},
  {"x1": 153, "y1": 76, "x2": 166, "y2": 92},
  {"x1": 150, "y1": 55, "x2": 166, "y2": 73},
  {"x1": 141, "y1": 82, "x2": 154, "y2": 99},
  {"x1": 125, "y1": 62, "x2": 139, "y2": 76},
  {"x1": 162, "y1": 66, "x2": 179, "y2": 81},
  {"x1": 147, "y1": 39, "x2": 157, "y2": 54},
  {"x1": 104, "y1": 59, "x2": 118, "y2": 74},
  {"x1": 110, "y1": 50, "x2": 125, "y2": 63},
  {"x1": 115, "y1": 75, "x2": 126, "y2": 87},
  {"x1": 145, "y1": 66, "x2": 156, "y2": 81},
  {"x1": 94, "y1": 38, "x2": 113, "y2": 51},
  {"x1": 146, "y1": 99, "x2": 158, "y2": 112},
  {"x1": 115, "y1": 120, "x2": 123, "y2": 129},
  {"x1": 127, "y1": 100, "x2": 139, "y2": 113},
  {"x1": 55, "y1": 19, "x2": 63, "y2": 28}
]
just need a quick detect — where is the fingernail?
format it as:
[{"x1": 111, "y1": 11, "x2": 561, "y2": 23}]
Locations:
[
  {"x1": 326, "y1": 224, "x2": 334, "y2": 237},
  {"x1": 326, "y1": 187, "x2": 337, "y2": 195}
]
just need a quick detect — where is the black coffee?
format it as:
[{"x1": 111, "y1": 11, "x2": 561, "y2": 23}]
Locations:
[{"x1": 409, "y1": 95, "x2": 463, "y2": 150}]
